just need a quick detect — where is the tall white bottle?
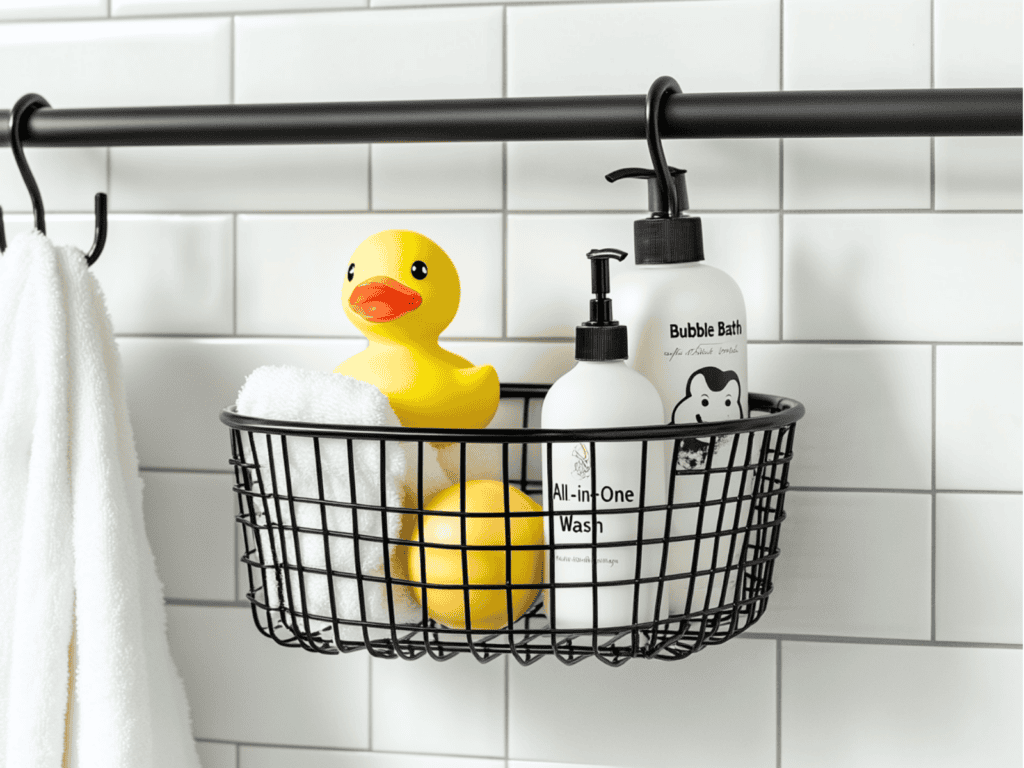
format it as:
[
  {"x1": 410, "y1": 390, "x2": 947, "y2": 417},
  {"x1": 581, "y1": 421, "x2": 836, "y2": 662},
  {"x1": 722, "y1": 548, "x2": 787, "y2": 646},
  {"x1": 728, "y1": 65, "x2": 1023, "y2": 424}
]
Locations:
[
  {"x1": 541, "y1": 249, "x2": 667, "y2": 631},
  {"x1": 608, "y1": 166, "x2": 752, "y2": 616}
]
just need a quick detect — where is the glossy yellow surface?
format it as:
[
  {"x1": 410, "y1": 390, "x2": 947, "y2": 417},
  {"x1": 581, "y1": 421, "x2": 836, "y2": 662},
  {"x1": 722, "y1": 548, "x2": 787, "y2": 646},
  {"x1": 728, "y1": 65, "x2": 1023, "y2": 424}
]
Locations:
[
  {"x1": 335, "y1": 230, "x2": 499, "y2": 430},
  {"x1": 404, "y1": 480, "x2": 544, "y2": 630}
]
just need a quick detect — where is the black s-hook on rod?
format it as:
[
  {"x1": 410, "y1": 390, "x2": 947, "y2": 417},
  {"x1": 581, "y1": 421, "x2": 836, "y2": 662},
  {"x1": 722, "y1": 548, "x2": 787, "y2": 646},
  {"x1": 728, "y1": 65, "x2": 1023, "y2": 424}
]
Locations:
[{"x1": 0, "y1": 88, "x2": 1018, "y2": 147}]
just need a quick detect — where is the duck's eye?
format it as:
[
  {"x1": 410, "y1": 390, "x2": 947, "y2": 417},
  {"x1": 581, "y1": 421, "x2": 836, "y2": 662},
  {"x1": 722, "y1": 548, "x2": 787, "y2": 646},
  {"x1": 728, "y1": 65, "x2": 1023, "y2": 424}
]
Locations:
[
  {"x1": 411, "y1": 260, "x2": 428, "y2": 280},
  {"x1": 725, "y1": 398, "x2": 732, "y2": 407},
  {"x1": 347, "y1": 263, "x2": 356, "y2": 282},
  {"x1": 701, "y1": 398, "x2": 710, "y2": 407}
]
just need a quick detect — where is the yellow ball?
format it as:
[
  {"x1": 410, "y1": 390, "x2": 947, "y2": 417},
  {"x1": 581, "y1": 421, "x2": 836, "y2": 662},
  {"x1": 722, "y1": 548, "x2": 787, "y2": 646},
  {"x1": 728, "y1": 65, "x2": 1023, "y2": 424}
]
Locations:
[{"x1": 406, "y1": 480, "x2": 544, "y2": 630}]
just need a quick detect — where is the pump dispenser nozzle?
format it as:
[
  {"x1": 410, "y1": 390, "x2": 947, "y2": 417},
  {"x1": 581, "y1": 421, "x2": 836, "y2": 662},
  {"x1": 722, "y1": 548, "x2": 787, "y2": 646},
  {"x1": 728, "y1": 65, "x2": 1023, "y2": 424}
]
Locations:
[{"x1": 576, "y1": 248, "x2": 628, "y2": 362}]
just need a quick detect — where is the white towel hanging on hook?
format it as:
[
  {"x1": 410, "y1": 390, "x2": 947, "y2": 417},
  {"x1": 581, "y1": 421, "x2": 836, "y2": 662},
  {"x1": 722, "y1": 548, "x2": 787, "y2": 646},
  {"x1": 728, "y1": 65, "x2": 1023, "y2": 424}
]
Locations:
[{"x1": 0, "y1": 230, "x2": 201, "y2": 768}]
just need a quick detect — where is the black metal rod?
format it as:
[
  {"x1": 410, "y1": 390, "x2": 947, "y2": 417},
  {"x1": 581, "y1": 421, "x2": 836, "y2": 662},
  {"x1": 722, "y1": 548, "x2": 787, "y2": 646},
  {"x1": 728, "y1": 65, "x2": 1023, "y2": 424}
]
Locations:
[{"x1": 0, "y1": 88, "x2": 1018, "y2": 147}]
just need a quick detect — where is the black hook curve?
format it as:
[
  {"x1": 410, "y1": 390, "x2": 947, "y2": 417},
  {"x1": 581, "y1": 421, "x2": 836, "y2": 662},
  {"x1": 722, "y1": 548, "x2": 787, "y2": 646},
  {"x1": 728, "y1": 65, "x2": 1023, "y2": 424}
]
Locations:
[
  {"x1": 10, "y1": 94, "x2": 49, "y2": 235},
  {"x1": 645, "y1": 76, "x2": 682, "y2": 219},
  {"x1": 8, "y1": 93, "x2": 107, "y2": 265}
]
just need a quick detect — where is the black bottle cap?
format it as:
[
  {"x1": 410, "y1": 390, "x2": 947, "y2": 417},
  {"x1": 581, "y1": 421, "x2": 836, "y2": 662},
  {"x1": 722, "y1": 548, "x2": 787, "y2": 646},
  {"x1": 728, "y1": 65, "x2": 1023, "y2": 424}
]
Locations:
[
  {"x1": 606, "y1": 167, "x2": 705, "y2": 265},
  {"x1": 575, "y1": 248, "x2": 628, "y2": 362}
]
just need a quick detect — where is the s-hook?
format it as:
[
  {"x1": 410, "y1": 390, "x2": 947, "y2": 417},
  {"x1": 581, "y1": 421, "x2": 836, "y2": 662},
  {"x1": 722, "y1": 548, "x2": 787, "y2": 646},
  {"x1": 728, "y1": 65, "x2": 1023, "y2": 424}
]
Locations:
[{"x1": 5, "y1": 93, "x2": 107, "y2": 265}]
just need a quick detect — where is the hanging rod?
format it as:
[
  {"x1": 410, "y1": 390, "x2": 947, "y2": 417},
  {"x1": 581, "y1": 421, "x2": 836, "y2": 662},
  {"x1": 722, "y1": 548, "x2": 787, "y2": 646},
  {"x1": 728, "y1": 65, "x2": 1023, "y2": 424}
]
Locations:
[{"x1": 0, "y1": 88, "x2": 1019, "y2": 147}]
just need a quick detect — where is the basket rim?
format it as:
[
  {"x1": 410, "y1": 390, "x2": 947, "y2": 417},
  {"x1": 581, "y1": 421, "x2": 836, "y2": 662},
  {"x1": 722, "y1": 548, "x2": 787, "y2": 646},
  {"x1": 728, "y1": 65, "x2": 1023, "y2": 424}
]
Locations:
[{"x1": 220, "y1": 385, "x2": 804, "y2": 442}]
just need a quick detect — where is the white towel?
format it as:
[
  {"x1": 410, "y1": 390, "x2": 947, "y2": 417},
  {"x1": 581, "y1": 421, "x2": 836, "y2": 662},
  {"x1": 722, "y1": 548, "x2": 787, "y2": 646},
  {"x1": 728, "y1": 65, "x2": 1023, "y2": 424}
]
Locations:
[
  {"x1": 234, "y1": 365, "x2": 449, "y2": 641},
  {"x1": 0, "y1": 231, "x2": 201, "y2": 768}
]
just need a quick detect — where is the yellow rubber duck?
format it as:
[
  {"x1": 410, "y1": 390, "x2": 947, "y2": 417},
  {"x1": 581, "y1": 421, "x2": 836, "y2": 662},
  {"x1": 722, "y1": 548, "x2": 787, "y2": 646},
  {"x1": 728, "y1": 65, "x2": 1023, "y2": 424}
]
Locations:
[{"x1": 335, "y1": 230, "x2": 499, "y2": 430}]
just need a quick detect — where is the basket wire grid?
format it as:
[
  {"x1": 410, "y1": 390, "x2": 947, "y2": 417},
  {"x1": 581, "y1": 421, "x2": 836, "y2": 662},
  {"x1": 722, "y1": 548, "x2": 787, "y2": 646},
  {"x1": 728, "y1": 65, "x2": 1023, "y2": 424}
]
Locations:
[{"x1": 221, "y1": 384, "x2": 803, "y2": 666}]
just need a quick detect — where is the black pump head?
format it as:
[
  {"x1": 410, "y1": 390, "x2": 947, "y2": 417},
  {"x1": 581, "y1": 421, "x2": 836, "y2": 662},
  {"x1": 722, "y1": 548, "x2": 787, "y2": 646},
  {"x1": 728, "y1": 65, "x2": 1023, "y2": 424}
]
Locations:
[
  {"x1": 605, "y1": 76, "x2": 705, "y2": 266},
  {"x1": 576, "y1": 248, "x2": 628, "y2": 362}
]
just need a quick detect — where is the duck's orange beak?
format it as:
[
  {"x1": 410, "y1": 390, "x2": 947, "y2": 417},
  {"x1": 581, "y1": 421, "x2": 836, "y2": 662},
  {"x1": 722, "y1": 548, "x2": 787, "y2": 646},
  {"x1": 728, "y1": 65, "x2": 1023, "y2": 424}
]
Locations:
[{"x1": 349, "y1": 276, "x2": 422, "y2": 322}]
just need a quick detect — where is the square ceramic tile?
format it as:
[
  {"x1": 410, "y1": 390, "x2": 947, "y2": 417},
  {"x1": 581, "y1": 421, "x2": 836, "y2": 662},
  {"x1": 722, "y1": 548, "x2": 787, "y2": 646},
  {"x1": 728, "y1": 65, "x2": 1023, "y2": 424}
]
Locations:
[
  {"x1": 936, "y1": 492, "x2": 1023, "y2": 644},
  {"x1": 111, "y1": 146, "x2": 369, "y2": 212},
  {"x1": 0, "y1": 17, "x2": 230, "y2": 108},
  {"x1": 783, "y1": 138, "x2": 930, "y2": 210},
  {"x1": 114, "y1": 0, "x2": 362, "y2": 14},
  {"x1": 166, "y1": 605, "x2": 370, "y2": 747},
  {"x1": 749, "y1": 344, "x2": 933, "y2": 490},
  {"x1": 119, "y1": 338, "x2": 367, "y2": 471},
  {"x1": 141, "y1": 471, "x2": 236, "y2": 602},
  {"x1": 507, "y1": 0, "x2": 780, "y2": 97},
  {"x1": 507, "y1": 214, "x2": 780, "y2": 341},
  {"x1": 507, "y1": 139, "x2": 780, "y2": 212},
  {"x1": 755, "y1": 491, "x2": 932, "y2": 639},
  {"x1": 372, "y1": 143, "x2": 502, "y2": 211},
  {"x1": 241, "y1": 746, "x2": 502, "y2": 768},
  {"x1": 0, "y1": 147, "x2": 106, "y2": 214},
  {"x1": 782, "y1": 642, "x2": 1023, "y2": 768},
  {"x1": 0, "y1": 0, "x2": 106, "y2": 20},
  {"x1": 935, "y1": 137, "x2": 1024, "y2": 211},
  {"x1": 509, "y1": 639, "x2": 776, "y2": 767},
  {"x1": 235, "y1": 8, "x2": 502, "y2": 104},
  {"x1": 371, "y1": 654, "x2": 505, "y2": 757},
  {"x1": 935, "y1": 0, "x2": 1024, "y2": 88},
  {"x1": 783, "y1": 214, "x2": 1023, "y2": 342},
  {"x1": 236, "y1": 214, "x2": 503, "y2": 338},
  {"x1": 196, "y1": 741, "x2": 237, "y2": 768},
  {"x1": 783, "y1": 0, "x2": 931, "y2": 90},
  {"x1": 89, "y1": 215, "x2": 234, "y2": 335},
  {"x1": 936, "y1": 345, "x2": 1023, "y2": 491}
]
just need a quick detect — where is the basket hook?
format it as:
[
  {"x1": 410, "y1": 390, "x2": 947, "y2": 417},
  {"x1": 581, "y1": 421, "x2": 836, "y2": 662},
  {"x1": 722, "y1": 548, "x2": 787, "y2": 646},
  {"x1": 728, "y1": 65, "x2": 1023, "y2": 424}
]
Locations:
[
  {"x1": 7, "y1": 93, "x2": 107, "y2": 265},
  {"x1": 644, "y1": 76, "x2": 683, "y2": 219}
]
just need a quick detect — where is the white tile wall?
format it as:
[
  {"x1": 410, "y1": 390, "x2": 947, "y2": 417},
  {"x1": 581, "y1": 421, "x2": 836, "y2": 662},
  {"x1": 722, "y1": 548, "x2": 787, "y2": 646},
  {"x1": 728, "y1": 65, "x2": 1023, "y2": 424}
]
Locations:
[
  {"x1": 507, "y1": 214, "x2": 781, "y2": 341},
  {"x1": 756, "y1": 490, "x2": 932, "y2": 639},
  {"x1": 142, "y1": 470, "x2": 237, "y2": 602},
  {"x1": 782, "y1": 138, "x2": 931, "y2": 210},
  {"x1": 507, "y1": 0, "x2": 780, "y2": 97},
  {"x1": 935, "y1": 137, "x2": 1024, "y2": 211},
  {"x1": 783, "y1": 214, "x2": 1023, "y2": 342},
  {"x1": 782, "y1": 642, "x2": 1023, "y2": 768},
  {"x1": 113, "y1": 0, "x2": 363, "y2": 15},
  {"x1": 5, "y1": 2, "x2": 1020, "y2": 767},
  {"x1": 196, "y1": 741, "x2": 237, "y2": 768},
  {"x1": 0, "y1": 17, "x2": 231, "y2": 108},
  {"x1": 0, "y1": 0, "x2": 105, "y2": 21},
  {"x1": 935, "y1": 492, "x2": 1023, "y2": 644},
  {"x1": 371, "y1": 655, "x2": 505, "y2": 757},
  {"x1": 371, "y1": 144, "x2": 503, "y2": 211},
  {"x1": 749, "y1": 344, "x2": 933, "y2": 490},
  {"x1": 110, "y1": 146, "x2": 370, "y2": 213},
  {"x1": 240, "y1": 746, "x2": 502, "y2": 768},
  {"x1": 509, "y1": 639, "x2": 777, "y2": 767},
  {"x1": 934, "y1": 0, "x2": 1024, "y2": 88},
  {"x1": 234, "y1": 8, "x2": 503, "y2": 104},
  {"x1": 92, "y1": 215, "x2": 235, "y2": 335},
  {"x1": 166, "y1": 605, "x2": 370, "y2": 747},
  {"x1": 936, "y1": 345, "x2": 1023, "y2": 491},
  {"x1": 784, "y1": 0, "x2": 931, "y2": 90},
  {"x1": 235, "y1": 214, "x2": 503, "y2": 338}
]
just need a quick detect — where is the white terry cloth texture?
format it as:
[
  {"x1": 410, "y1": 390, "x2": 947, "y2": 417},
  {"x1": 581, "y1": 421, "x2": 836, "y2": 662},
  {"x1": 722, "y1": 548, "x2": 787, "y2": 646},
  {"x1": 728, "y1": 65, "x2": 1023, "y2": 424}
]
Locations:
[
  {"x1": 0, "y1": 231, "x2": 201, "y2": 768},
  {"x1": 234, "y1": 365, "x2": 449, "y2": 641}
]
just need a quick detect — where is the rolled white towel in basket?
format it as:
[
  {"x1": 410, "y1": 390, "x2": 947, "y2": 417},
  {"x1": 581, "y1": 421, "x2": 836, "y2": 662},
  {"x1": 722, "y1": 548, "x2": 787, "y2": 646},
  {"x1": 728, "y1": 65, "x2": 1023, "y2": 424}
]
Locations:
[{"x1": 235, "y1": 365, "x2": 448, "y2": 641}]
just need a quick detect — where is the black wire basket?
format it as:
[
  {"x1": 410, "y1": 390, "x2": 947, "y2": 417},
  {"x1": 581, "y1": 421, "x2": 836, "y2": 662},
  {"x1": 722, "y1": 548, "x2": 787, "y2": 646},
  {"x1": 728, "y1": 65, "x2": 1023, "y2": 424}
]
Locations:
[{"x1": 220, "y1": 384, "x2": 804, "y2": 667}]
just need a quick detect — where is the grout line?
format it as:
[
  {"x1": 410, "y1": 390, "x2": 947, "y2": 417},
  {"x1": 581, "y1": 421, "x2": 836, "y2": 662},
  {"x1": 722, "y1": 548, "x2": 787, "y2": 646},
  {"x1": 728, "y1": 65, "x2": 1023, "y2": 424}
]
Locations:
[
  {"x1": 931, "y1": 344, "x2": 938, "y2": 641},
  {"x1": 367, "y1": 657, "x2": 373, "y2": 750},
  {"x1": 190, "y1": 738, "x2": 507, "y2": 760},
  {"x1": 929, "y1": 0, "x2": 937, "y2": 210},
  {"x1": 165, "y1": 598, "x2": 249, "y2": 608},
  {"x1": 502, "y1": 5, "x2": 509, "y2": 340},
  {"x1": 232, "y1": 214, "x2": 238, "y2": 336},
  {"x1": 790, "y1": 486, "x2": 1021, "y2": 496},
  {"x1": 741, "y1": 632, "x2": 1023, "y2": 650},
  {"x1": 31, "y1": 207, "x2": 1024, "y2": 216},
  {"x1": 776, "y1": 639, "x2": 782, "y2": 768},
  {"x1": 229, "y1": 15, "x2": 236, "y2": 105},
  {"x1": 236, "y1": 743, "x2": 240, "y2": 768},
  {"x1": 138, "y1": 466, "x2": 233, "y2": 475}
]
